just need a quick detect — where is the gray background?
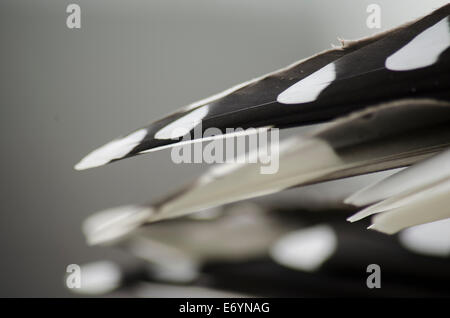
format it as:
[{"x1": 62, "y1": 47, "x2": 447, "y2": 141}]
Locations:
[{"x1": 0, "y1": 0, "x2": 448, "y2": 297}]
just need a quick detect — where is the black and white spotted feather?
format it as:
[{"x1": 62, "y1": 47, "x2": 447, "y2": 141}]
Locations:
[
  {"x1": 78, "y1": 5, "x2": 450, "y2": 245},
  {"x1": 76, "y1": 4, "x2": 450, "y2": 171}
]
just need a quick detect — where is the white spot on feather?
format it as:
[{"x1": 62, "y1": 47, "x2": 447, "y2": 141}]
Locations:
[
  {"x1": 73, "y1": 261, "x2": 122, "y2": 295},
  {"x1": 74, "y1": 129, "x2": 147, "y2": 170},
  {"x1": 154, "y1": 106, "x2": 209, "y2": 140},
  {"x1": 386, "y1": 17, "x2": 450, "y2": 71},
  {"x1": 399, "y1": 219, "x2": 450, "y2": 257},
  {"x1": 277, "y1": 63, "x2": 336, "y2": 104},
  {"x1": 270, "y1": 225, "x2": 337, "y2": 272}
]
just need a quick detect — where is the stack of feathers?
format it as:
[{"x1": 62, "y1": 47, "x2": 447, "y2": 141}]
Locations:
[{"x1": 74, "y1": 5, "x2": 450, "y2": 297}]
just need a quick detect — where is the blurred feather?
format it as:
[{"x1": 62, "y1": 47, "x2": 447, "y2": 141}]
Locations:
[
  {"x1": 79, "y1": 5, "x2": 450, "y2": 250},
  {"x1": 84, "y1": 99, "x2": 450, "y2": 244},
  {"x1": 346, "y1": 148, "x2": 450, "y2": 208},
  {"x1": 79, "y1": 203, "x2": 450, "y2": 297},
  {"x1": 369, "y1": 178, "x2": 450, "y2": 234}
]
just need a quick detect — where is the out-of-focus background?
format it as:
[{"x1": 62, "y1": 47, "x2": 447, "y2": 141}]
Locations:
[{"x1": 0, "y1": 0, "x2": 448, "y2": 297}]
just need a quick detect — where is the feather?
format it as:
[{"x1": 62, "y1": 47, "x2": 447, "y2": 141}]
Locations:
[
  {"x1": 75, "y1": 4, "x2": 450, "y2": 170},
  {"x1": 368, "y1": 178, "x2": 450, "y2": 234},
  {"x1": 83, "y1": 99, "x2": 450, "y2": 244},
  {"x1": 346, "y1": 148, "x2": 450, "y2": 210},
  {"x1": 348, "y1": 176, "x2": 449, "y2": 223}
]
